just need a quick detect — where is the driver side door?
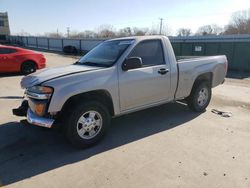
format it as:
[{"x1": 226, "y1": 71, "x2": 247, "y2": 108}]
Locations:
[{"x1": 118, "y1": 39, "x2": 171, "y2": 112}]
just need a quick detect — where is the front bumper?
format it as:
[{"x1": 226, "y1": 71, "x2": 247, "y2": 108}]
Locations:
[
  {"x1": 38, "y1": 63, "x2": 46, "y2": 69},
  {"x1": 13, "y1": 88, "x2": 55, "y2": 128},
  {"x1": 27, "y1": 108, "x2": 54, "y2": 128}
]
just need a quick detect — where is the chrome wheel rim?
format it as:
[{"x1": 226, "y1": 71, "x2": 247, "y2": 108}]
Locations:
[
  {"x1": 76, "y1": 111, "x2": 103, "y2": 139},
  {"x1": 197, "y1": 88, "x2": 209, "y2": 107}
]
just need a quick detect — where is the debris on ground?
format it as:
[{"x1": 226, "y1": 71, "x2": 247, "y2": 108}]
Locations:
[
  {"x1": 203, "y1": 172, "x2": 208, "y2": 176},
  {"x1": 211, "y1": 109, "x2": 233, "y2": 118}
]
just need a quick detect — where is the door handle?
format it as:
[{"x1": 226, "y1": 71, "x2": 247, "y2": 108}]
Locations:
[{"x1": 158, "y1": 68, "x2": 169, "y2": 75}]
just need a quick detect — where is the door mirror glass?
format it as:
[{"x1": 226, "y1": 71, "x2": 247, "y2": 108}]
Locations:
[{"x1": 122, "y1": 57, "x2": 142, "y2": 71}]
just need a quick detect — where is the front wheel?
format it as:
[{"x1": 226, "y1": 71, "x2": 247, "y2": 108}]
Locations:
[
  {"x1": 187, "y1": 81, "x2": 211, "y2": 112},
  {"x1": 65, "y1": 101, "x2": 110, "y2": 148}
]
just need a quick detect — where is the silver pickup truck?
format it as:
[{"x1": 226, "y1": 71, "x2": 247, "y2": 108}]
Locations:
[{"x1": 13, "y1": 36, "x2": 227, "y2": 148}]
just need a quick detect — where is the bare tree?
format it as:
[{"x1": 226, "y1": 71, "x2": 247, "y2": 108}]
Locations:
[
  {"x1": 68, "y1": 30, "x2": 81, "y2": 39},
  {"x1": 97, "y1": 24, "x2": 116, "y2": 38},
  {"x1": 117, "y1": 27, "x2": 132, "y2": 37},
  {"x1": 104, "y1": 26, "x2": 149, "y2": 37},
  {"x1": 78, "y1": 30, "x2": 98, "y2": 38},
  {"x1": 132, "y1": 27, "x2": 149, "y2": 36},
  {"x1": 211, "y1": 24, "x2": 223, "y2": 35},
  {"x1": 224, "y1": 25, "x2": 239, "y2": 35},
  {"x1": 44, "y1": 32, "x2": 63, "y2": 38},
  {"x1": 148, "y1": 23, "x2": 171, "y2": 36},
  {"x1": 40, "y1": 25, "x2": 152, "y2": 39},
  {"x1": 224, "y1": 14, "x2": 250, "y2": 34},
  {"x1": 149, "y1": 27, "x2": 158, "y2": 35},
  {"x1": 162, "y1": 24, "x2": 172, "y2": 36},
  {"x1": 196, "y1": 25, "x2": 213, "y2": 35},
  {"x1": 16, "y1": 30, "x2": 31, "y2": 36},
  {"x1": 196, "y1": 24, "x2": 223, "y2": 36},
  {"x1": 177, "y1": 28, "x2": 192, "y2": 36}
]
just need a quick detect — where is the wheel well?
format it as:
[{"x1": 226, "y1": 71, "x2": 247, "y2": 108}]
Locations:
[
  {"x1": 61, "y1": 90, "x2": 115, "y2": 116},
  {"x1": 193, "y1": 72, "x2": 213, "y2": 87},
  {"x1": 186, "y1": 72, "x2": 213, "y2": 100}
]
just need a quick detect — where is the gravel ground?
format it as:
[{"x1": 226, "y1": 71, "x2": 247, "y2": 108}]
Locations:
[{"x1": 0, "y1": 51, "x2": 250, "y2": 188}]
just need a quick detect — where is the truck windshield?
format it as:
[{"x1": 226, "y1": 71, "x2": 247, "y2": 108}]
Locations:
[{"x1": 76, "y1": 40, "x2": 134, "y2": 67}]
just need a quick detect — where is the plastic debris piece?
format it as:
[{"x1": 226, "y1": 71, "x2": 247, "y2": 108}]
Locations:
[{"x1": 211, "y1": 109, "x2": 233, "y2": 118}]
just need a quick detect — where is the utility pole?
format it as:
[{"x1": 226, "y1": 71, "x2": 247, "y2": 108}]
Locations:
[
  {"x1": 57, "y1": 28, "x2": 59, "y2": 38},
  {"x1": 159, "y1": 18, "x2": 163, "y2": 35},
  {"x1": 67, "y1": 27, "x2": 70, "y2": 38}
]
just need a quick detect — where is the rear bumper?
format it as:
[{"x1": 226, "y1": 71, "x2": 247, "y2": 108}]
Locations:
[{"x1": 27, "y1": 108, "x2": 54, "y2": 128}]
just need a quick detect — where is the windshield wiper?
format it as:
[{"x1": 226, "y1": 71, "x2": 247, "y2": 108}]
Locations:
[{"x1": 75, "y1": 61, "x2": 109, "y2": 67}]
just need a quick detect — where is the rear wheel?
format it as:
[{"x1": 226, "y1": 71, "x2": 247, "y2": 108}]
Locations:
[
  {"x1": 65, "y1": 101, "x2": 110, "y2": 148},
  {"x1": 187, "y1": 81, "x2": 211, "y2": 112},
  {"x1": 21, "y1": 61, "x2": 36, "y2": 75}
]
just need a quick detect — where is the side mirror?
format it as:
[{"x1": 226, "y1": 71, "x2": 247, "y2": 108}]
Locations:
[{"x1": 122, "y1": 57, "x2": 142, "y2": 71}]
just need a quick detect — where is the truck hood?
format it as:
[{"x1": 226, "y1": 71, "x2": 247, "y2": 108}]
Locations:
[{"x1": 21, "y1": 64, "x2": 101, "y2": 88}]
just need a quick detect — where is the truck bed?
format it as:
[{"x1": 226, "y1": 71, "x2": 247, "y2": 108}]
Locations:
[{"x1": 175, "y1": 55, "x2": 227, "y2": 100}]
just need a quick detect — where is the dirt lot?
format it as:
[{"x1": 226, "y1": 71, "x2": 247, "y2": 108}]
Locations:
[{"x1": 0, "y1": 52, "x2": 250, "y2": 188}]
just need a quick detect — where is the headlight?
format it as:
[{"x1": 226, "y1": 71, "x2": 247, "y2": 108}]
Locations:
[
  {"x1": 26, "y1": 86, "x2": 53, "y2": 100},
  {"x1": 28, "y1": 86, "x2": 53, "y2": 94}
]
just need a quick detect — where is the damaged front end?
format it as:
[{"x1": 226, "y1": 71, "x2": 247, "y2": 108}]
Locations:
[{"x1": 13, "y1": 85, "x2": 55, "y2": 128}]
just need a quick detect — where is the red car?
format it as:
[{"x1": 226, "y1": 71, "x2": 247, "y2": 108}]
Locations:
[{"x1": 0, "y1": 45, "x2": 46, "y2": 74}]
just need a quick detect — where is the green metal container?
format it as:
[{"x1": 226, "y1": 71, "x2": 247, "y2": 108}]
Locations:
[{"x1": 171, "y1": 39, "x2": 250, "y2": 72}]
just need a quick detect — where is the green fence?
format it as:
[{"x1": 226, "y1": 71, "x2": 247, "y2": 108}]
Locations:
[{"x1": 170, "y1": 35, "x2": 250, "y2": 71}]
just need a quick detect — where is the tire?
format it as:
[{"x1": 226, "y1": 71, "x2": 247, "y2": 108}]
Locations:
[
  {"x1": 21, "y1": 61, "x2": 37, "y2": 75},
  {"x1": 65, "y1": 101, "x2": 110, "y2": 148},
  {"x1": 187, "y1": 81, "x2": 211, "y2": 112}
]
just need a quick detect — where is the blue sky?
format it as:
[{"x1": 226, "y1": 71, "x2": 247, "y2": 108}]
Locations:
[{"x1": 0, "y1": 0, "x2": 250, "y2": 35}]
